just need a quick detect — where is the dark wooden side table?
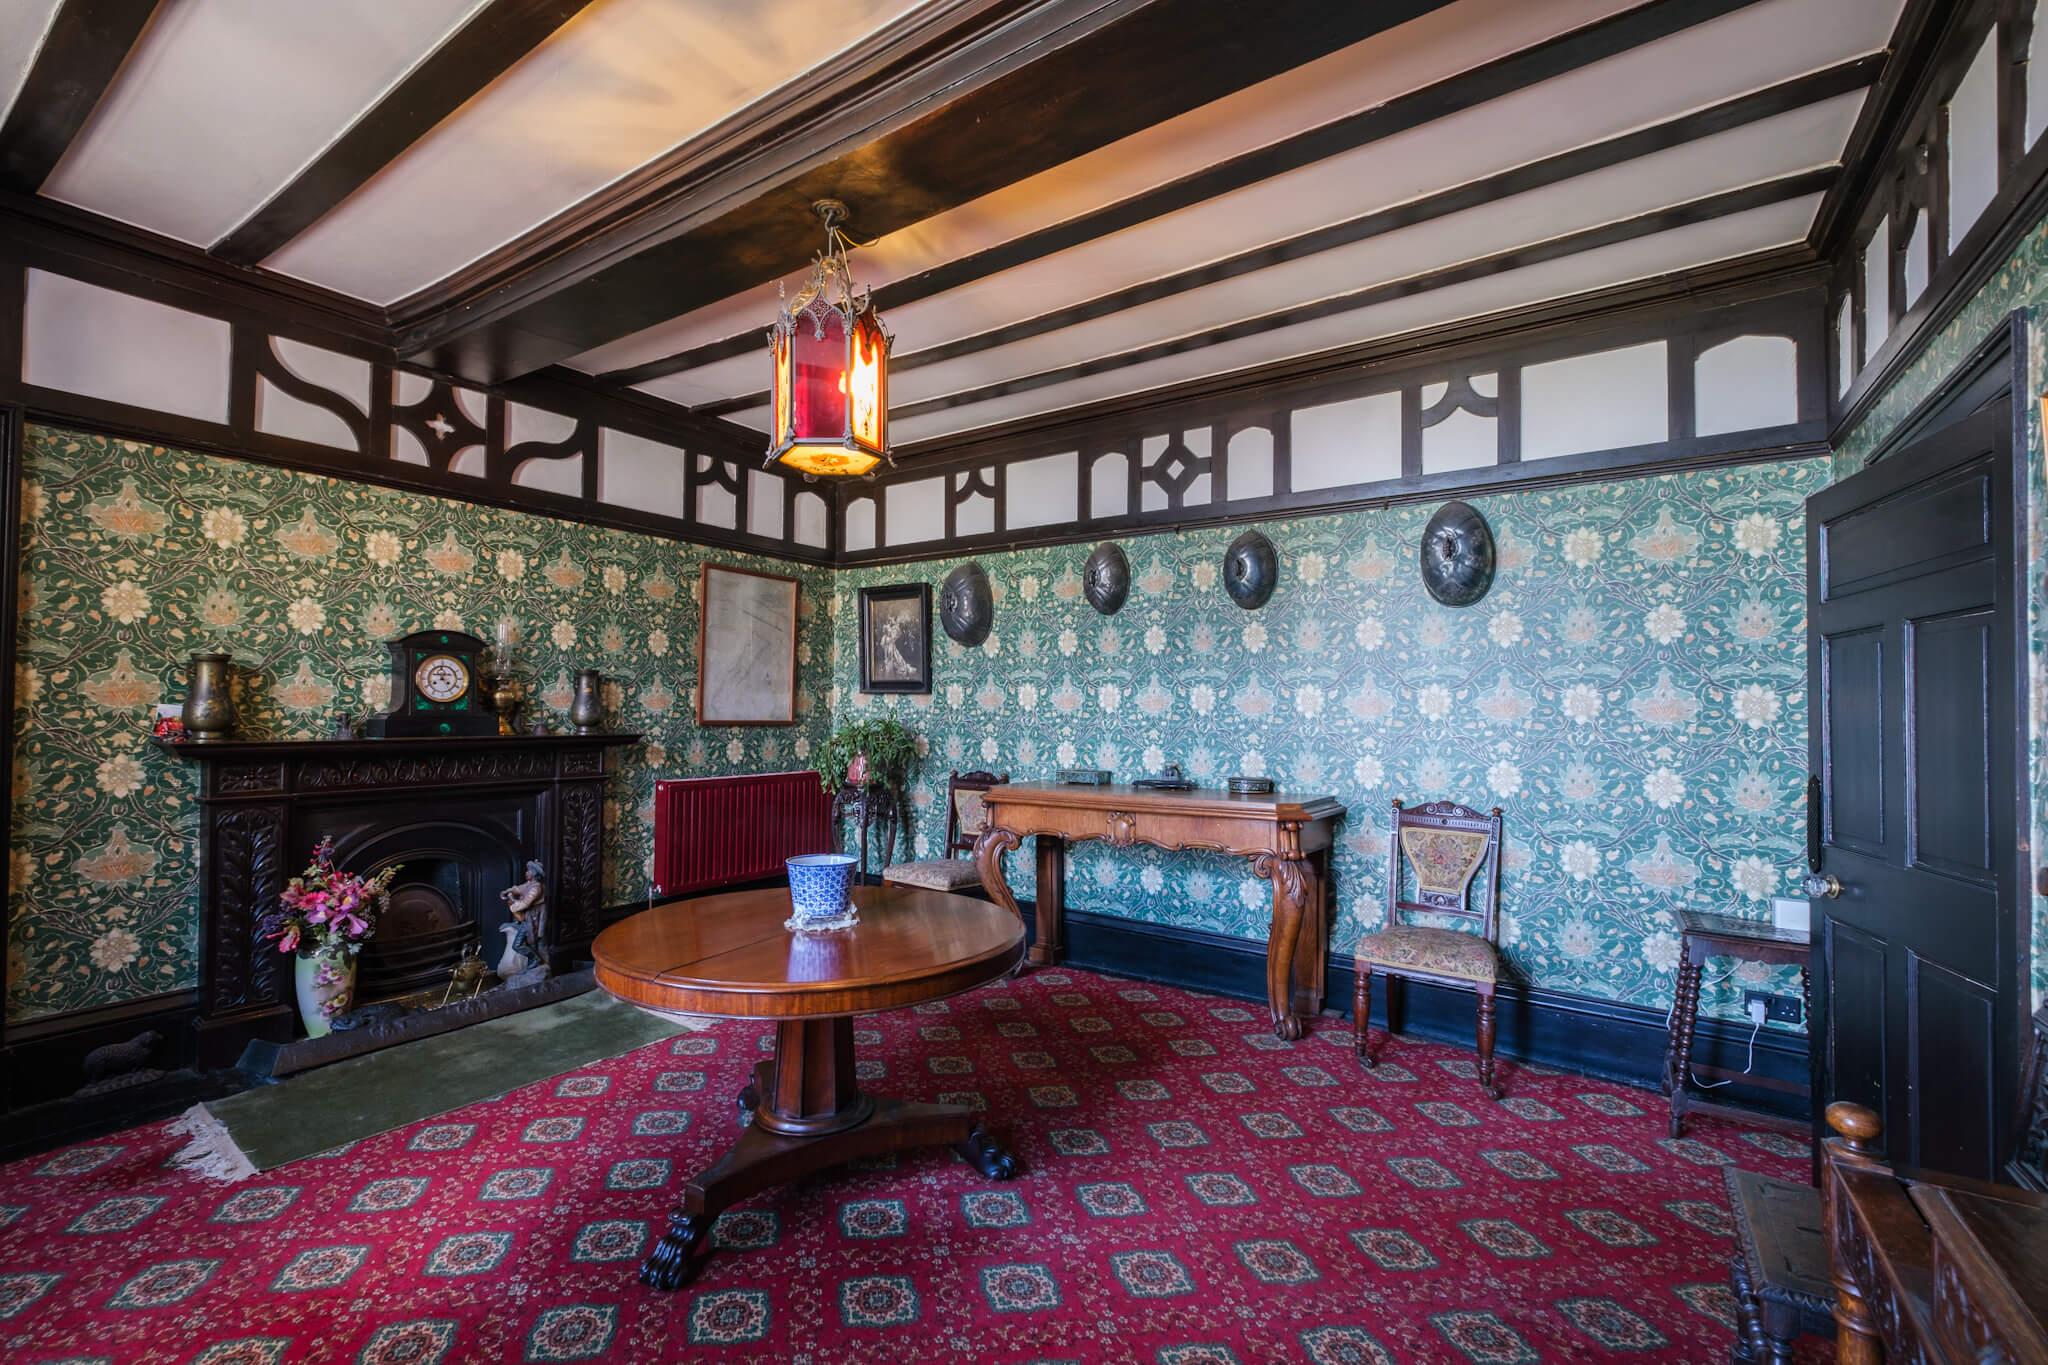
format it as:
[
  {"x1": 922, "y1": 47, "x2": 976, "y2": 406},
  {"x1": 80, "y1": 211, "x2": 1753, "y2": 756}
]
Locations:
[
  {"x1": 593, "y1": 883, "x2": 1026, "y2": 1289},
  {"x1": 1664, "y1": 908, "x2": 1811, "y2": 1140}
]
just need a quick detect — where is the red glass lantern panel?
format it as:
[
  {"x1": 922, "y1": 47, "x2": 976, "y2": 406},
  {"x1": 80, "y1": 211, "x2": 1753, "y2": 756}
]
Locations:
[{"x1": 767, "y1": 294, "x2": 889, "y2": 478}]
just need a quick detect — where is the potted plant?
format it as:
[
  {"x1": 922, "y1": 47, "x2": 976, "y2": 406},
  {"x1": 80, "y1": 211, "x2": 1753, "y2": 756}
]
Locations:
[
  {"x1": 269, "y1": 838, "x2": 401, "y2": 1038},
  {"x1": 814, "y1": 717, "x2": 920, "y2": 872},
  {"x1": 813, "y1": 716, "x2": 919, "y2": 794}
]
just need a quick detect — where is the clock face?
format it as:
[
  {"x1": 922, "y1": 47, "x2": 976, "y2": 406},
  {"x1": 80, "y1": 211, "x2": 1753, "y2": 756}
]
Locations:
[{"x1": 414, "y1": 653, "x2": 470, "y2": 703}]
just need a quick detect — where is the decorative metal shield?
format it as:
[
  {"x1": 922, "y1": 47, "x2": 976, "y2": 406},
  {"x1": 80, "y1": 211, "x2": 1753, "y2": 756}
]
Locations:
[
  {"x1": 1419, "y1": 500, "x2": 1496, "y2": 607},
  {"x1": 1222, "y1": 529, "x2": 1278, "y2": 609},
  {"x1": 938, "y1": 562, "x2": 993, "y2": 647},
  {"x1": 1082, "y1": 542, "x2": 1130, "y2": 615}
]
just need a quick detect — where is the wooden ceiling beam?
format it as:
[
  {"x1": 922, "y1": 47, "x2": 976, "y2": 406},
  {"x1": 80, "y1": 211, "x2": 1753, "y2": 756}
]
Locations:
[
  {"x1": 0, "y1": 0, "x2": 159, "y2": 193},
  {"x1": 692, "y1": 54, "x2": 1880, "y2": 416},
  {"x1": 391, "y1": 0, "x2": 1459, "y2": 385},
  {"x1": 1809, "y1": 0, "x2": 1954, "y2": 258},
  {"x1": 210, "y1": 0, "x2": 601, "y2": 267},
  {"x1": 599, "y1": 0, "x2": 1774, "y2": 391},
  {"x1": 868, "y1": 167, "x2": 1836, "y2": 426}
]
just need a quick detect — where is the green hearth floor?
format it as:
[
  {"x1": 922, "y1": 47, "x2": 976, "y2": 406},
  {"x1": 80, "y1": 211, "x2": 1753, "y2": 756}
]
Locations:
[{"x1": 169, "y1": 990, "x2": 702, "y2": 1180}]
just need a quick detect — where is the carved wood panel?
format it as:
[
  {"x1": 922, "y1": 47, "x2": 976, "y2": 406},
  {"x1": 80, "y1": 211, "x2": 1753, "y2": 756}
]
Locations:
[{"x1": 204, "y1": 803, "x2": 287, "y2": 1015}]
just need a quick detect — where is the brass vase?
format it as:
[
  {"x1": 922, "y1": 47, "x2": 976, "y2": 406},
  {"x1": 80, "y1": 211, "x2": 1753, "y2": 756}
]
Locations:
[
  {"x1": 569, "y1": 669, "x2": 603, "y2": 734},
  {"x1": 181, "y1": 652, "x2": 237, "y2": 742}
]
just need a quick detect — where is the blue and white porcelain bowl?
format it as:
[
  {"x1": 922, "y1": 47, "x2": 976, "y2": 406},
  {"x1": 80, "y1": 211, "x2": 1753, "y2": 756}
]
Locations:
[{"x1": 786, "y1": 853, "x2": 858, "y2": 923}]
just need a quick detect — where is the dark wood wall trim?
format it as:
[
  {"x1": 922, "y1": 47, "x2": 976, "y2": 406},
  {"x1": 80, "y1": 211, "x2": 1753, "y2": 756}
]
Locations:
[
  {"x1": 0, "y1": 0, "x2": 160, "y2": 193},
  {"x1": 604, "y1": 0, "x2": 1779, "y2": 389},
  {"x1": 1056, "y1": 906, "x2": 1809, "y2": 1114},
  {"x1": 212, "y1": 0, "x2": 601, "y2": 266}
]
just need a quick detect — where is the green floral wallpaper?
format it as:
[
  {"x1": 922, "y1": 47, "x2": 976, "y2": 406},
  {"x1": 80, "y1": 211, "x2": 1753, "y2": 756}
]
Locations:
[
  {"x1": 6, "y1": 427, "x2": 834, "y2": 1025},
  {"x1": 1835, "y1": 201, "x2": 2048, "y2": 1010},
  {"x1": 831, "y1": 459, "x2": 1829, "y2": 1024}
]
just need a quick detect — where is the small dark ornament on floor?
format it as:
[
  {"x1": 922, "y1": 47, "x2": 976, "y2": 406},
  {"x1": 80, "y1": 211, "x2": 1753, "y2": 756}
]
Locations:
[
  {"x1": 1420, "y1": 500, "x2": 1496, "y2": 606},
  {"x1": 328, "y1": 1000, "x2": 418, "y2": 1032},
  {"x1": 73, "y1": 1030, "x2": 165, "y2": 1096},
  {"x1": 1082, "y1": 542, "x2": 1130, "y2": 615},
  {"x1": 939, "y1": 562, "x2": 993, "y2": 646},
  {"x1": 1223, "y1": 530, "x2": 1278, "y2": 608}
]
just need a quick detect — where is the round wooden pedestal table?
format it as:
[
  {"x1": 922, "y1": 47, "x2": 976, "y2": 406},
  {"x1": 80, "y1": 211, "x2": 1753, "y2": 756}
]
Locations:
[{"x1": 593, "y1": 882, "x2": 1027, "y2": 1290}]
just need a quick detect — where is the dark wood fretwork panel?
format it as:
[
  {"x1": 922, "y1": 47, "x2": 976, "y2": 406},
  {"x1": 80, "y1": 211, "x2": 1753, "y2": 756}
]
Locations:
[
  {"x1": 1830, "y1": 0, "x2": 2048, "y2": 442},
  {"x1": 159, "y1": 733, "x2": 637, "y2": 1066},
  {"x1": 838, "y1": 271, "x2": 1827, "y2": 563}
]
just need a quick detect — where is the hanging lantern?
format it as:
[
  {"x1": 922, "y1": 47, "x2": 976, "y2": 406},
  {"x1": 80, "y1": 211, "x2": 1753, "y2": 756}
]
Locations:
[{"x1": 766, "y1": 199, "x2": 892, "y2": 478}]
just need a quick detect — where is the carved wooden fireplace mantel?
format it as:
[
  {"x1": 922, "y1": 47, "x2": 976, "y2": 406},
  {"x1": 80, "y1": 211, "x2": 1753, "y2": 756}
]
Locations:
[{"x1": 157, "y1": 732, "x2": 638, "y2": 1065}]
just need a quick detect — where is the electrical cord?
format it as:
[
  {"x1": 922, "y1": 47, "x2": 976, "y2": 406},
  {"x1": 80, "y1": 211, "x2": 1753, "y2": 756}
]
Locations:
[{"x1": 1690, "y1": 999, "x2": 1766, "y2": 1090}]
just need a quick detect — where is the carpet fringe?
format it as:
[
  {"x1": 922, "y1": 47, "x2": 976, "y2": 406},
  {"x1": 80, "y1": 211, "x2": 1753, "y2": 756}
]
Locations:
[{"x1": 166, "y1": 1104, "x2": 256, "y2": 1185}]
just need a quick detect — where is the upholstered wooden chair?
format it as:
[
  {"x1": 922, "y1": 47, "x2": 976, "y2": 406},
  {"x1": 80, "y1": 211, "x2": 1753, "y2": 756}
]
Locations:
[
  {"x1": 881, "y1": 770, "x2": 1009, "y2": 895},
  {"x1": 1353, "y1": 798, "x2": 1507, "y2": 1099}
]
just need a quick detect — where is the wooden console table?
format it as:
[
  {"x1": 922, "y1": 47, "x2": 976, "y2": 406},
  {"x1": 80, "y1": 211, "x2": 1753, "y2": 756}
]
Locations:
[{"x1": 973, "y1": 782, "x2": 1344, "y2": 1039}]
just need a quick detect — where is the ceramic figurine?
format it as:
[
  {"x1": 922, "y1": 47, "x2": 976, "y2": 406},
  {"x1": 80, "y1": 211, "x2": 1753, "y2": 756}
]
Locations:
[{"x1": 500, "y1": 860, "x2": 547, "y2": 976}]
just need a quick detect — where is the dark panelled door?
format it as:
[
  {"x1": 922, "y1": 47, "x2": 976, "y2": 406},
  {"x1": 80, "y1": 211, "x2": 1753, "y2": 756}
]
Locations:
[{"x1": 1807, "y1": 402, "x2": 2024, "y2": 1178}]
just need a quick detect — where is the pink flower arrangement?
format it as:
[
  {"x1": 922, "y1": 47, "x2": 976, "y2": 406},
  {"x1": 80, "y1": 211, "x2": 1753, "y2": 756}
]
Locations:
[{"x1": 270, "y1": 837, "x2": 400, "y2": 958}]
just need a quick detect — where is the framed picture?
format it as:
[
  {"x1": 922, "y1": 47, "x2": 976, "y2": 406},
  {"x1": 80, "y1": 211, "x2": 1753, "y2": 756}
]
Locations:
[
  {"x1": 858, "y1": 583, "x2": 932, "y2": 694},
  {"x1": 696, "y1": 564, "x2": 799, "y2": 725}
]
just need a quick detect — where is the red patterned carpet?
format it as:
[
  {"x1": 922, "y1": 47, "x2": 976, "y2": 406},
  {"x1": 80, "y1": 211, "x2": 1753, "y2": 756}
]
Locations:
[{"x1": 0, "y1": 967, "x2": 1821, "y2": 1364}]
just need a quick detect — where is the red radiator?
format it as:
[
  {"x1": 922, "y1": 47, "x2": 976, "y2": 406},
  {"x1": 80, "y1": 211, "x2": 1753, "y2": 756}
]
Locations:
[{"x1": 653, "y1": 771, "x2": 833, "y2": 899}]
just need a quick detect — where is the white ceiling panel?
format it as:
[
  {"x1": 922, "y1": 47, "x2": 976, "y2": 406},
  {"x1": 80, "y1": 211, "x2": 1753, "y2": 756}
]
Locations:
[
  {"x1": 265, "y1": 0, "x2": 927, "y2": 304},
  {"x1": 737, "y1": 198, "x2": 1824, "y2": 444},
  {"x1": 0, "y1": 0, "x2": 65, "y2": 126},
  {"x1": 570, "y1": 0, "x2": 1897, "y2": 378},
  {"x1": 884, "y1": 101, "x2": 1857, "y2": 407},
  {"x1": 40, "y1": 0, "x2": 490, "y2": 246},
  {"x1": 565, "y1": 0, "x2": 1650, "y2": 374}
]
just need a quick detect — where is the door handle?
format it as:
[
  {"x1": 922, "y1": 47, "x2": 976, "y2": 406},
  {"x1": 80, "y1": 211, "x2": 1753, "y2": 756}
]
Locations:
[
  {"x1": 1806, "y1": 775, "x2": 1824, "y2": 873},
  {"x1": 1801, "y1": 872, "x2": 1841, "y2": 900}
]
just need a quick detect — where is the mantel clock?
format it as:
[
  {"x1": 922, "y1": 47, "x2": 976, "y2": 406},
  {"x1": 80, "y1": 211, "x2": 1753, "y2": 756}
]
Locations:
[{"x1": 364, "y1": 630, "x2": 498, "y2": 738}]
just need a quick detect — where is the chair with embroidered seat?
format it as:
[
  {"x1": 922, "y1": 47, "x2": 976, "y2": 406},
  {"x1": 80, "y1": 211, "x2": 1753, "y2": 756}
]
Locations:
[
  {"x1": 1354, "y1": 798, "x2": 1506, "y2": 1099},
  {"x1": 881, "y1": 770, "x2": 1008, "y2": 895}
]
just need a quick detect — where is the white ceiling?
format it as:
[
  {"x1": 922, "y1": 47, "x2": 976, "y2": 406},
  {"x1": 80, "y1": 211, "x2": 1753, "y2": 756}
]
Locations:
[{"x1": 2, "y1": 0, "x2": 1907, "y2": 452}]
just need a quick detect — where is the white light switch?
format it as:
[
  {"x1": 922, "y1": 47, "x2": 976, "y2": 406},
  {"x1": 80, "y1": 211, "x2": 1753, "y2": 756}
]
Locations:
[{"x1": 1771, "y1": 897, "x2": 1810, "y2": 934}]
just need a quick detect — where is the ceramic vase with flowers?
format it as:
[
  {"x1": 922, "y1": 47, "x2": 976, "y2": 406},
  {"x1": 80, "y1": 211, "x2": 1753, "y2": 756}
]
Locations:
[{"x1": 270, "y1": 838, "x2": 400, "y2": 1038}]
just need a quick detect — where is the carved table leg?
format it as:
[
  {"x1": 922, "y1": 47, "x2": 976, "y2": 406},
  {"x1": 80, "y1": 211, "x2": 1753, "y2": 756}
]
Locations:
[
  {"x1": 1257, "y1": 853, "x2": 1312, "y2": 1040},
  {"x1": 973, "y1": 827, "x2": 1028, "y2": 969},
  {"x1": 1288, "y1": 849, "x2": 1329, "y2": 1022},
  {"x1": 1668, "y1": 949, "x2": 1705, "y2": 1138},
  {"x1": 638, "y1": 1016, "x2": 1019, "y2": 1291}
]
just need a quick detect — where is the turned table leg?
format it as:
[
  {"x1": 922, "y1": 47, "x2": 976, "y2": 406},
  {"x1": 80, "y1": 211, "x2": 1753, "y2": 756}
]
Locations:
[{"x1": 1667, "y1": 947, "x2": 1705, "y2": 1138}]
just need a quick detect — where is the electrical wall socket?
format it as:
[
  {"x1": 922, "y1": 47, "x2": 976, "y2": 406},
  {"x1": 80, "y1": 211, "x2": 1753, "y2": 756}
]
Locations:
[
  {"x1": 1743, "y1": 990, "x2": 1802, "y2": 1025},
  {"x1": 1770, "y1": 897, "x2": 1810, "y2": 933}
]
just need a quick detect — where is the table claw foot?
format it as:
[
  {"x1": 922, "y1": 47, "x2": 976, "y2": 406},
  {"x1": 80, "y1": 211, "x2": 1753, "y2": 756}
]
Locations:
[
  {"x1": 736, "y1": 1082, "x2": 758, "y2": 1128},
  {"x1": 1272, "y1": 1014, "x2": 1306, "y2": 1042},
  {"x1": 954, "y1": 1124, "x2": 1020, "y2": 1180},
  {"x1": 639, "y1": 1211, "x2": 713, "y2": 1291}
]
